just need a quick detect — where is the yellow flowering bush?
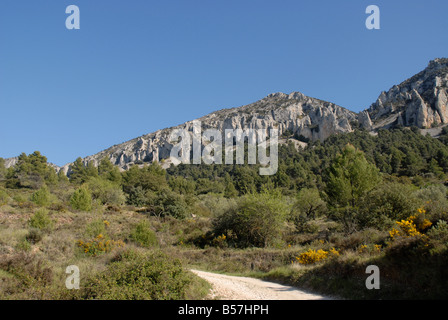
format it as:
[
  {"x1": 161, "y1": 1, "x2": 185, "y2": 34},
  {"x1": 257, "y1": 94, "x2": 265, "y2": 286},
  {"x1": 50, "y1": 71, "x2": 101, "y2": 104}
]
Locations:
[
  {"x1": 388, "y1": 210, "x2": 432, "y2": 241},
  {"x1": 329, "y1": 247, "x2": 340, "y2": 256},
  {"x1": 212, "y1": 234, "x2": 228, "y2": 248},
  {"x1": 77, "y1": 234, "x2": 125, "y2": 256},
  {"x1": 296, "y1": 248, "x2": 340, "y2": 265},
  {"x1": 358, "y1": 244, "x2": 382, "y2": 254},
  {"x1": 358, "y1": 244, "x2": 368, "y2": 253}
]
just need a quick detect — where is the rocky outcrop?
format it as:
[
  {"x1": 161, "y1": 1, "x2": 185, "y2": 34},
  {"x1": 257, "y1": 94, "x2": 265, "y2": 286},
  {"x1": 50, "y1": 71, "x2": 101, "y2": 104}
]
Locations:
[
  {"x1": 59, "y1": 91, "x2": 357, "y2": 172},
  {"x1": 4, "y1": 157, "x2": 18, "y2": 168},
  {"x1": 367, "y1": 58, "x2": 448, "y2": 129}
]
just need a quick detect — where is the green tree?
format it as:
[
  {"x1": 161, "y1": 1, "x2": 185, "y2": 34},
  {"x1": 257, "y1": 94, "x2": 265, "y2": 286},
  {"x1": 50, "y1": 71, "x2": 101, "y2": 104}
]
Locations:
[
  {"x1": 325, "y1": 144, "x2": 381, "y2": 208},
  {"x1": 122, "y1": 162, "x2": 167, "y2": 196},
  {"x1": 57, "y1": 170, "x2": 69, "y2": 184},
  {"x1": 87, "y1": 177, "x2": 125, "y2": 206},
  {"x1": 126, "y1": 186, "x2": 148, "y2": 207},
  {"x1": 6, "y1": 151, "x2": 57, "y2": 189},
  {"x1": 360, "y1": 181, "x2": 421, "y2": 229},
  {"x1": 168, "y1": 176, "x2": 196, "y2": 195},
  {"x1": 85, "y1": 162, "x2": 99, "y2": 179},
  {"x1": 223, "y1": 173, "x2": 238, "y2": 198},
  {"x1": 290, "y1": 188, "x2": 326, "y2": 231},
  {"x1": 98, "y1": 157, "x2": 122, "y2": 184},
  {"x1": 70, "y1": 186, "x2": 93, "y2": 211},
  {"x1": 69, "y1": 158, "x2": 87, "y2": 184},
  {"x1": 151, "y1": 190, "x2": 188, "y2": 219}
]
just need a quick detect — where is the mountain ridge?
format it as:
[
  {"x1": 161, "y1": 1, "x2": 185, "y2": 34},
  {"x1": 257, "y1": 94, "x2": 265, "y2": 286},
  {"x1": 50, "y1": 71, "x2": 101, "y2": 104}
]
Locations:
[{"x1": 4, "y1": 58, "x2": 448, "y2": 173}]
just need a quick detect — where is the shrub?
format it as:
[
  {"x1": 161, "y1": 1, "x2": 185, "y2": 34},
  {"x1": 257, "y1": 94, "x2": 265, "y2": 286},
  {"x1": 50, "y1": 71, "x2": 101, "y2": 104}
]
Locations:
[
  {"x1": 31, "y1": 185, "x2": 51, "y2": 206},
  {"x1": 25, "y1": 228, "x2": 43, "y2": 244},
  {"x1": 0, "y1": 252, "x2": 53, "y2": 287},
  {"x1": 0, "y1": 188, "x2": 9, "y2": 206},
  {"x1": 427, "y1": 220, "x2": 448, "y2": 241},
  {"x1": 82, "y1": 249, "x2": 190, "y2": 299},
  {"x1": 213, "y1": 189, "x2": 290, "y2": 247},
  {"x1": 77, "y1": 234, "x2": 125, "y2": 256},
  {"x1": 129, "y1": 220, "x2": 158, "y2": 247},
  {"x1": 211, "y1": 234, "x2": 228, "y2": 249},
  {"x1": 296, "y1": 248, "x2": 340, "y2": 265},
  {"x1": 415, "y1": 185, "x2": 448, "y2": 221},
  {"x1": 126, "y1": 186, "x2": 147, "y2": 207},
  {"x1": 28, "y1": 208, "x2": 53, "y2": 231},
  {"x1": 84, "y1": 219, "x2": 108, "y2": 238},
  {"x1": 290, "y1": 188, "x2": 326, "y2": 232},
  {"x1": 360, "y1": 182, "x2": 422, "y2": 229},
  {"x1": 388, "y1": 212, "x2": 432, "y2": 241},
  {"x1": 70, "y1": 186, "x2": 92, "y2": 211},
  {"x1": 152, "y1": 190, "x2": 188, "y2": 219},
  {"x1": 87, "y1": 177, "x2": 125, "y2": 206}
]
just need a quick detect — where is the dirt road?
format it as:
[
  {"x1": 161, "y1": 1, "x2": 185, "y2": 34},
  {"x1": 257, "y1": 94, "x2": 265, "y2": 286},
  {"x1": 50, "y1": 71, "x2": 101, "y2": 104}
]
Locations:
[{"x1": 191, "y1": 269, "x2": 333, "y2": 300}]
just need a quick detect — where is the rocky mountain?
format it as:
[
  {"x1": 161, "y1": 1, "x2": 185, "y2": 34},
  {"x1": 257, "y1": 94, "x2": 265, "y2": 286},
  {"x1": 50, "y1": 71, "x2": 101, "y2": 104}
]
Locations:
[
  {"x1": 367, "y1": 58, "x2": 448, "y2": 130},
  {"x1": 59, "y1": 91, "x2": 358, "y2": 174},
  {"x1": 4, "y1": 58, "x2": 448, "y2": 173}
]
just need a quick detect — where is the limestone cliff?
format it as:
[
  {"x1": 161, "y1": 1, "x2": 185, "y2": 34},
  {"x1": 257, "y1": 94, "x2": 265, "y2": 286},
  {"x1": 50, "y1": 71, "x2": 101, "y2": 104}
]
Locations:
[
  {"x1": 61, "y1": 91, "x2": 357, "y2": 173},
  {"x1": 367, "y1": 58, "x2": 448, "y2": 129}
]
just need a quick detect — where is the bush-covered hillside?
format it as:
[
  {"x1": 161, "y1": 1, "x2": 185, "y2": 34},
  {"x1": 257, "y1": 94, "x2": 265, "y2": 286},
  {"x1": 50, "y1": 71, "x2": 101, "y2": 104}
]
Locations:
[{"x1": 1, "y1": 127, "x2": 447, "y2": 299}]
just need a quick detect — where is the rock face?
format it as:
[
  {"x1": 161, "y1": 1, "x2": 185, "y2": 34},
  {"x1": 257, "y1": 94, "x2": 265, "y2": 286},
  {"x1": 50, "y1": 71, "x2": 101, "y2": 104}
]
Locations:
[
  {"x1": 60, "y1": 91, "x2": 357, "y2": 173},
  {"x1": 367, "y1": 58, "x2": 448, "y2": 129}
]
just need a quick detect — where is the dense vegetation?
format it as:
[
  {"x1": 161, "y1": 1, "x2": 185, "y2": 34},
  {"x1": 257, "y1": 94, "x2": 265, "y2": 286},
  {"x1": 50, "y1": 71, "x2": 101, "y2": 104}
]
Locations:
[{"x1": 1, "y1": 126, "x2": 448, "y2": 299}]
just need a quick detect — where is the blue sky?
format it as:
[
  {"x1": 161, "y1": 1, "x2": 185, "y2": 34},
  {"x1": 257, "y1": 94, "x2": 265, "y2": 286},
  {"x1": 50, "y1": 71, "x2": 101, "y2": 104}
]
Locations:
[{"x1": 0, "y1": 0, "x2": 447, "y2": 166}]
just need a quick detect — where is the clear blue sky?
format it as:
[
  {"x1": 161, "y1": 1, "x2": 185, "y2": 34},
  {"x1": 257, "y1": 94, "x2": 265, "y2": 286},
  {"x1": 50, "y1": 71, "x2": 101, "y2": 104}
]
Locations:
[{"x1": 1, "y1": 0, "x2": 447, "y2": 166}]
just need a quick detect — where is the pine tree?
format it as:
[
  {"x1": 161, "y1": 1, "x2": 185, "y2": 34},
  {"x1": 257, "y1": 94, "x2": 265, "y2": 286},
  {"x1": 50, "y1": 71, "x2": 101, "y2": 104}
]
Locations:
[
  {"x1": 224, "y1": 173, "x2": 238, "y2": 198},
  {"x1": 98, "y1": 157, "x2": 122, "y2": 184},
  {"x1": 325, "y1": 144, "x2": 381, "y2": 208},
  {"x1": 58, "y1": 169, "x2": 69, "y2": 183},
  {"x1": 69, "y1": 157, "x2": 87, "y2": 184},
  {"x1": 70, "y1": 186, "x2": 93, "y2": 211}
]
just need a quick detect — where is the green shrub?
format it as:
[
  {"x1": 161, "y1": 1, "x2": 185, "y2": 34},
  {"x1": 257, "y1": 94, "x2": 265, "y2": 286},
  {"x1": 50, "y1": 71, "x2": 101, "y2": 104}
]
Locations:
[
  {"x1": 84, "y1": 219, "x2": 108, "y2": 238},
  {"x1": 213, "y1": 189, "x2": 290, "y2": 248},
  {"x1": 25, "y1": 228, "x2": 43, "y2": 244},
  {"x1": 70, "y1": 186, "x2": 92, "y2": 211},
  {"x1": 290, "y1": 188, "x2": 326, "y2": 231},
  {"x1": 87, "y1": 177, "x2": 126, "y2": 206},
  {"x1": 17, "y1": 239, "x2": 32, "y2": 251},
  {"x1": 31, "y1": 185, "x2": 51, "y2": 206},
  {"x1": 130, "y1": 220, "x2": 158, "y2": 247},
  {"x1": 82, "y1": 249, "x2": 190, "y2": 300},
  {"x1": 28, "y1": 208, "x2": 53, "y2": 231},
  {"x1": 152, "y1": 190, "x2": 188, "y2": 219},
  {"x1": 77, "y1": 235, "x2": 125, "y2": 256},
  {"x1": 0, "y1": 188, "x2": 9, "y2": 206}
]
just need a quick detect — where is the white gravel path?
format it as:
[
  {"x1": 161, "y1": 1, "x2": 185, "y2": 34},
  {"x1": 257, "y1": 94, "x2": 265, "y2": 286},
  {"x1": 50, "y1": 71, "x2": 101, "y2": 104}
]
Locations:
[{"x1": 191, "y1": 269, "x2": 332, "y2": 300}]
